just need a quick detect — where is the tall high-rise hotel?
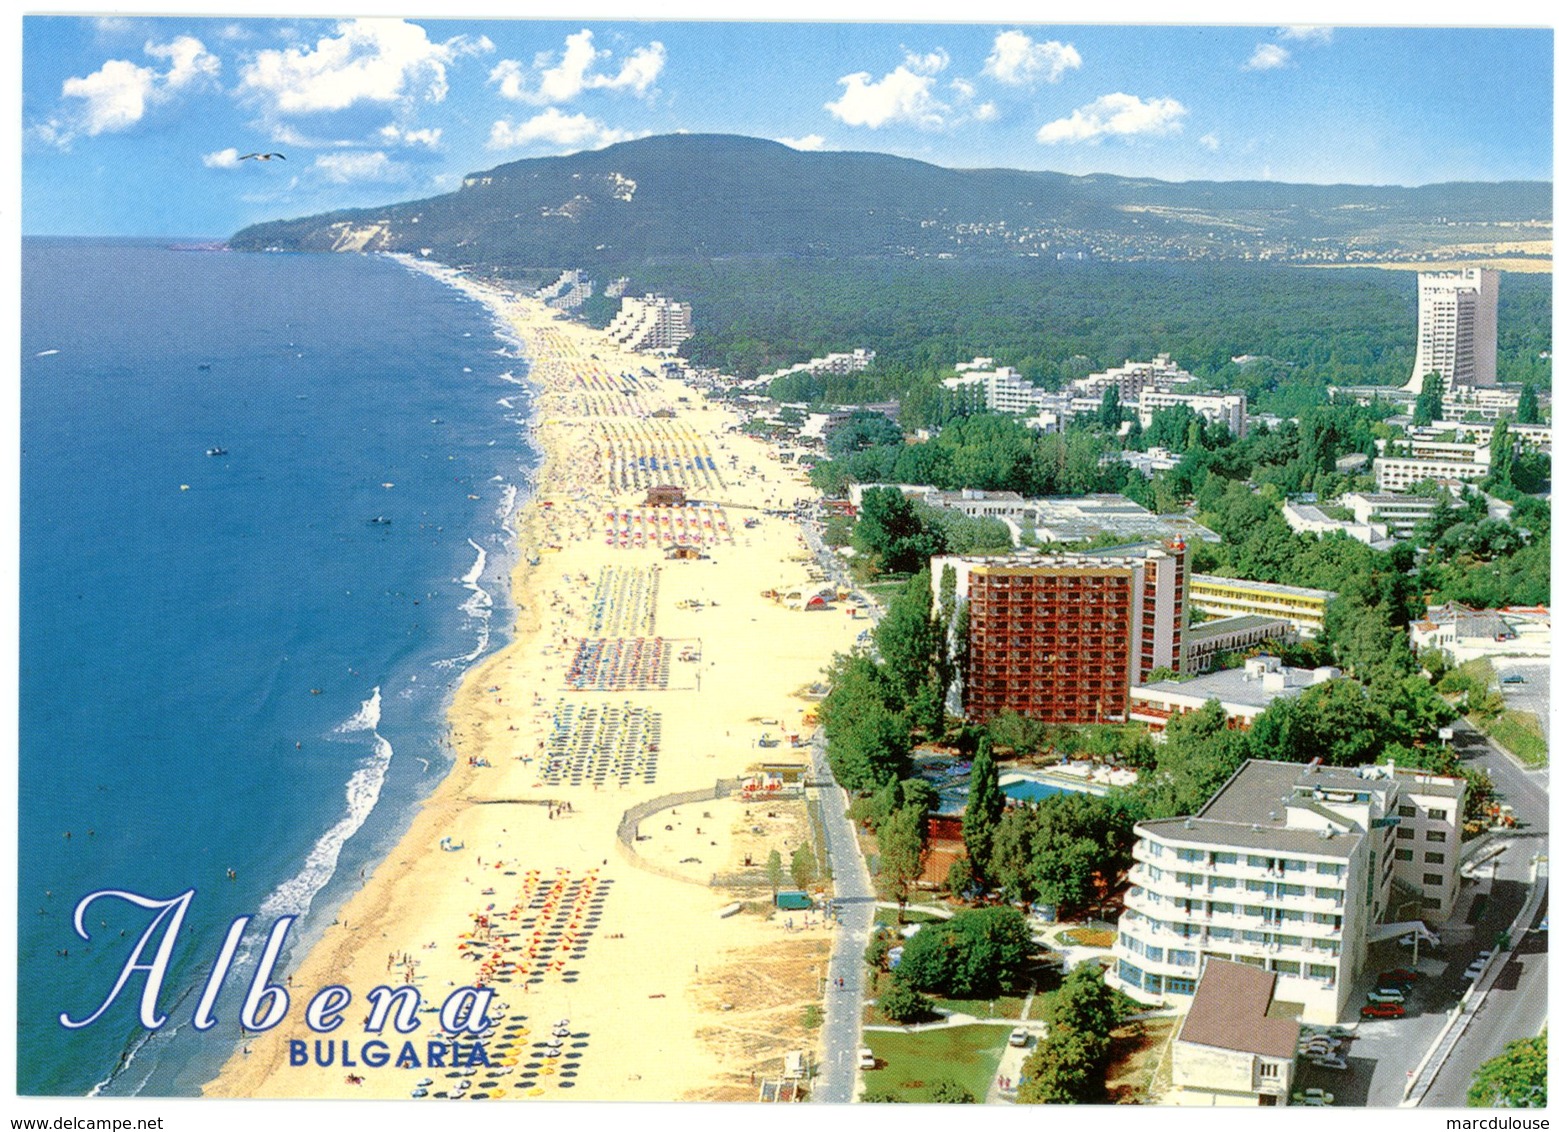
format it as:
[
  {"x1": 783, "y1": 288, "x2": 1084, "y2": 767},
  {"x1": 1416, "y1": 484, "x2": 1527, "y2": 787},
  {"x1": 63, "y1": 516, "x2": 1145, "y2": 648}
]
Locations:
[{"x1": 1405, "y1": 268, "x2": 1500, "y2": 393}]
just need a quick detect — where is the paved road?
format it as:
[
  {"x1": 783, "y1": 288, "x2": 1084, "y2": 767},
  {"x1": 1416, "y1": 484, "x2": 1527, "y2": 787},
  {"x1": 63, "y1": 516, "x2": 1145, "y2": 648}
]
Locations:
[
  {"x1": 1422, "y1": 896, "x2": 1548, "y2": 1106},
  {"x1": 808, "y1": 734, "x2": 875, "y2": 1103},
  {"x1": 1411, "y1": 716, "x2": 1550, "y2": 1106}
]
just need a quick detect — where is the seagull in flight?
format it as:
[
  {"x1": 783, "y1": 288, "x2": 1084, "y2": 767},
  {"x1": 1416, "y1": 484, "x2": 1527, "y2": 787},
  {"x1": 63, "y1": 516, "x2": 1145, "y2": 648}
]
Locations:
[{"x1": 239, "y1": 152, "x2": 286, "y2": 161}]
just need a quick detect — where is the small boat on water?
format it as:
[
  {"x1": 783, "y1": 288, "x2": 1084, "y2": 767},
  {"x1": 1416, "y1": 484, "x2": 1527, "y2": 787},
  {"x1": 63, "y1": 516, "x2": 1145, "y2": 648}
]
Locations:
[
  {"x1": 368, "y1": 516, "x2": 392, "y2": 526},
  {"x1": 206, "y1": 447, "x2": 227, "y2": 456}
]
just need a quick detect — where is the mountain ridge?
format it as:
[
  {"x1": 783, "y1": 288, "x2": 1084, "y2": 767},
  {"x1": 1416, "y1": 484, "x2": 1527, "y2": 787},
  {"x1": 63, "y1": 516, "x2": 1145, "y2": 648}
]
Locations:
[{"x1": 229, "y1": 133, "x2": 1552, "y2": 272}]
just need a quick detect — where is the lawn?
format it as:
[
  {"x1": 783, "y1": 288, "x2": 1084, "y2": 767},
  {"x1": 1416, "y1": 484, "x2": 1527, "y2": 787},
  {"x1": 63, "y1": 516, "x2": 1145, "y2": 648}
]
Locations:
[
  {"x1": 859, "y1": 1023, "x2": 1010, "y2": 1102},
  {"x1": 1485, "y1": 710, "x2": 1549, "y2": 768},
  {"x1": 872, "y1": 906, "x2": 950, "y2": 927}
]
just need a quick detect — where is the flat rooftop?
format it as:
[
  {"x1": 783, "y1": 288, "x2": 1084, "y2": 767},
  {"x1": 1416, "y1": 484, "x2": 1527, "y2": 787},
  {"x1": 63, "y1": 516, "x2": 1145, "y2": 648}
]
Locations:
[
  {"x1": 1131, "y1": 662, "x2": 1334, "y2": 710},
  {"x1": 1191, "y1": 573, "x2": 1337, "y2": 601},
  {"x1": 1185, "y1": 615, "x2": 1293, "y2": 643}
]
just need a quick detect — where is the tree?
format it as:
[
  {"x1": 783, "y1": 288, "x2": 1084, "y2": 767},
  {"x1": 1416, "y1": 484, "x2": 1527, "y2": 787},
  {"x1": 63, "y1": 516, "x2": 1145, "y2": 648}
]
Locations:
[
  {"x1": 1413, "y1": 371, "x2": 1444, "y2": 426},
  {"x1": 1487, "y1": 419, "x2": 1516, "y2": 489},
  {"x1": 895, "y1": 906, "x2": 1032, "y2": 997},
  {"x1": 1016, "y1": 1027, "x2": 1110, "y2": 1104},
  {"x1": 1053, "y1": 962, "x2": 1123, "y2": 1036},
  {"x1": 1516, "y1": 383, "x2": 1541, "y2": 425},
  {"x1": 790, "y1": 842, "x2": 818, "y2": 891},
  {"x1": 962, "y1": 737, "x2": 1005, "y2": 878},
  {"x1": 1017, "y1": 964, "x2": 1121, "y2": 1104},
  {"x1": 926, "y1": 1080, "x2": 976, "y2": 1103},
  {"x1": 1099, "y1": 384, "x2": 1124, "y2": 432},
  {"x1": 876, "y1": 806, "x2": 926, "y2": 914},
  {"x1": 874, "y1": 569, "x2": 942, "y2": 720},
  {"x1": 877, "y1": 977, "x2": 935, "y2": 1024},
  {"x1": 989, "y1": 804, "x2": 1044, "y2": 905},
  {"x1": 944, "y1": 854, "x2": 977, "y2": 900},
  {"x1": 765, "y1": 849, "x2": 784, "y2": 897},
  {"x1": 1467, "y1": 1030, "x2": 1546, "y2": 1107},
  {"x1": 852, "y1": 487, "x2": 945, "y2": 574}
]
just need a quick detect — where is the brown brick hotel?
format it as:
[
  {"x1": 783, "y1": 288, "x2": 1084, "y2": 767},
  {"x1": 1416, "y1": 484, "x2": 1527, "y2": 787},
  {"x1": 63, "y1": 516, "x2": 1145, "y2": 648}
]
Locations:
[{"x1": 931, "y1": 541, "x2": 1188, "y2": 724}]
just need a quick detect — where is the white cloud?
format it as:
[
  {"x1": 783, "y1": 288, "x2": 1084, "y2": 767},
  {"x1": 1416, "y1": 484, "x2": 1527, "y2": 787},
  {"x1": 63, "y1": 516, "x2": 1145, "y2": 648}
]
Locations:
[
  {"x1": 777, "y1": 134, "x2": 826, "y2": 150},
  {"x1": 949, "y1": 77, "x2": 976, "y2": 100},
  {"x1": 487, "y1": 107, "x2": 639, "y2": 151},
  {"x1": 1279, "y1": 26, "x2": 1334, "y2": 42},
  {"x1": 1199, "y1": 132, "x2": 1220, "y2": 151},
  {"x1": 903, "y1": 48, "x2": 950, "y2": 76},
  {"x1": 56, "y1": 35, "x2": 219, "y2": 139},
  {"x1": 489, "y1": 29, "x2": 665, "y2": 105},
  {"x1": 146, "y1": 35, "x2": 220, "y2": 89},
  {"x1": 238, "y1": 19, "x2": 487, "y2": 114},
  {"x1": 825, "y1": 49, "x2": 953, "y2": 129},
  {"x1": 983, "y1": 31, "x2": 1081, "y2": 86},
  {"x1": 1036, "y1": 92, "x2": 1187, "y2": 144},
  {"x1": 62, "y1": 58, "x2": 159, "y2": 135},
  {"x1": 974, "y1": 102, "x2": 999, "y2": 122},
  {"x1": 380, "y1": 123, "x2": 442, "y2": 147},
  {"x1": 312, "y1": 150, "x2": 402, "y2": 183},
  {"x1": 203, "y1": 147, "x2": 243, "y2": 168},
  {"x1": 1243, "y1": 43, "x2": 1292, "y2": 71}
]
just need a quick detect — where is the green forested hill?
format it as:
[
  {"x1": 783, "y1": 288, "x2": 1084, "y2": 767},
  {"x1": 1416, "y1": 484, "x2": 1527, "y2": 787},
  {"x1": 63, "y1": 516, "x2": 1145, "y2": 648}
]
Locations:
[{"x1": 229, "y1": 133, "x2": 1550, "y2": 273}]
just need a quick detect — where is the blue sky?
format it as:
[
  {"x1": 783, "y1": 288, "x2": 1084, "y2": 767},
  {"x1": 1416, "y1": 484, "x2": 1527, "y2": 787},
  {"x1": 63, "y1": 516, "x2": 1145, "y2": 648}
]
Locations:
[{"x1": 19, "y1": 12, "x2": 1555, "y2": 237}]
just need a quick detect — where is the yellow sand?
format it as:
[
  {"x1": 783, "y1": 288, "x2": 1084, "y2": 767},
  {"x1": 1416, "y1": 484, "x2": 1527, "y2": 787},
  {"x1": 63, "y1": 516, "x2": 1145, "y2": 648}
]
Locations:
[{"x1": 204, "y1": 269, "x2": 862, "y2": 1102}]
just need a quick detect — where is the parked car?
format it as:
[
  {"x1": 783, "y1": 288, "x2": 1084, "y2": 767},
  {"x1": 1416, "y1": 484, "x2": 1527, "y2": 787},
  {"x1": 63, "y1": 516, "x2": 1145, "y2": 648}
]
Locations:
[
  {"x1": 1398, "y1": 932, "x2": 1440, "y2": 950},
  {"x1": 1463, "y1": 961, "x2": 1488, "y2": 980},
  {"x1": 1293, "y1": 1088, "x2": 1334, "y2": 1105},
  {"x1": 858, "y1": 1049, "x2": 875, "y2": 1070},
  {"x1": 1362, "y1": 1002, "x2": 1406, "y2": 1019},
  {"x1": 1309, "y1": 1055, "x2": 1349, "y2": 1071},
  {"x1": 1008, "y1": 1029, "x2": 1030, "y2": 1048},
  {"x1": 1367, "y1": 989, "x2": 1406, "y2": 1003},
  {"x1": 1379, "y1": 968, "x2": 1422, "y2": 984},
  {"x1": 1501, "y1": 673, "x2": 1526, "y2": 684},
  {"x1": 1375, "y1": 982, "x2": 1411, "y2": 998}
]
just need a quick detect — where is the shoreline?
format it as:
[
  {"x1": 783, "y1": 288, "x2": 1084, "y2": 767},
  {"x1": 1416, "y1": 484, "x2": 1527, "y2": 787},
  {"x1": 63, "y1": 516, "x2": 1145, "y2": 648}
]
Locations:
[{"x1": 203, "y1": 264, "x2": 862, "y2": 1102}]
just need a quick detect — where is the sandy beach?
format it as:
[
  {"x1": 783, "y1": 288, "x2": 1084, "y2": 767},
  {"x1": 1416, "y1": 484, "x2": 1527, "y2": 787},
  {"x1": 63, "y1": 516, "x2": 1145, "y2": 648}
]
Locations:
[{"x1": 204, "y1": 266, "x2": 863, "y2": 1103}]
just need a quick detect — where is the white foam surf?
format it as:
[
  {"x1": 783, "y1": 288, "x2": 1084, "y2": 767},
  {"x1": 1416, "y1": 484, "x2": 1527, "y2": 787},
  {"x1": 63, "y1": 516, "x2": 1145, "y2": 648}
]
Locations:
[{"x1": 255, "y1": 689, "x2": 392, "y2": 923}]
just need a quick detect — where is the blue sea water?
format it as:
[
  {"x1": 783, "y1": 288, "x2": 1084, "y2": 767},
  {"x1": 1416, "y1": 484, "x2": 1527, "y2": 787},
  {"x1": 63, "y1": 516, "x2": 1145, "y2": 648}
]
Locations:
[{"x1": 18, "y1": 238, "x2": 537, "y2": 1095}]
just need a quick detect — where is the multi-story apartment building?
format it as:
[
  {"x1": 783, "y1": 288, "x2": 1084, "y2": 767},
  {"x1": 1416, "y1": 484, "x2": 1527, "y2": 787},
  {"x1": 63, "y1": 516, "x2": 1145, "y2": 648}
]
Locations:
[
  {"x1": 1188, "y1": 575, "x2": 1334, "y2": 637},
  {"x1": 1281, "y1": 500, "x2": 1390, "y2": 549},
  {"x1": 1430, "y1": 419, "x2": 1553, "y2": 453},
  {"x1": 1072, "y1": 354, "x2": 1196, "y2": 401},
  {"x1": 1138, "y1": 389, "x2": 1249, "y2": 437},
  {"x1": 1406, "y1": 268, "x2": 1500, "y2": 393},
  {"x1": 1391, "y1": 775, "x2": 1469, "y2": 921},
  {"x1": 931, "y1": 540, "x2": 1187, "y2": 724},
  {"x1": 1374, "y1": 454, "x2": 1491, "y2": 492},
  {"x1": 605, "y1": 293, "x2": 694, "y2": 352},
  {"x1": 1339, "y1": 491, "x2": 1447, "y2": 540},
  {"x1": 535, "y1": 268, "x2": 593, "y2": 310},
  {"x1": 1110, "y1": 760, "x2": 1465, "y2": 1022},
  {"x1": 1440, "y1": 385, "x2": 1522, "y2": 420}
]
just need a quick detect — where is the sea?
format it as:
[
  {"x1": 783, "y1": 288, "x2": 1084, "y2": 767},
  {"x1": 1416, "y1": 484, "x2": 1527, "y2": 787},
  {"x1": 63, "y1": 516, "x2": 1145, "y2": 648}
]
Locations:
[{"x1": 18, "y1": 238, "x2": 539, "y2": 1096}]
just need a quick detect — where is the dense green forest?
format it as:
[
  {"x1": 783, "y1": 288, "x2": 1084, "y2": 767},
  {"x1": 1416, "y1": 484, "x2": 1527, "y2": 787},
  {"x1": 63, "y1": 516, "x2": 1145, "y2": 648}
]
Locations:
[{"x1": 627, "y1": 258, "x2": 1550, "y2": 417}]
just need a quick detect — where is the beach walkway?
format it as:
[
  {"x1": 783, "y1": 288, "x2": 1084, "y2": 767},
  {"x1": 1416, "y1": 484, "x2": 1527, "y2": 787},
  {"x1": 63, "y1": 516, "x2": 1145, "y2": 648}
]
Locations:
[{"x1": 808, "y1": 731, "x2": 875, "y2": 1103}]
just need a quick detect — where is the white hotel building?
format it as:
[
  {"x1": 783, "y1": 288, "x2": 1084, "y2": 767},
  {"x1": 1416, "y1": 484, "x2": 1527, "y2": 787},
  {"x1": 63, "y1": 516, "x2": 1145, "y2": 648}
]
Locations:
[
  {"x1": 1111, "y1": 760, "x2": 1464, "y2": 1023},
  {"x1": 605, "y1": 294, "x2": 694, "y2": 352},
  {"x1": 1406, "y1": 268, "x2": 1500, "y2": 393}
]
